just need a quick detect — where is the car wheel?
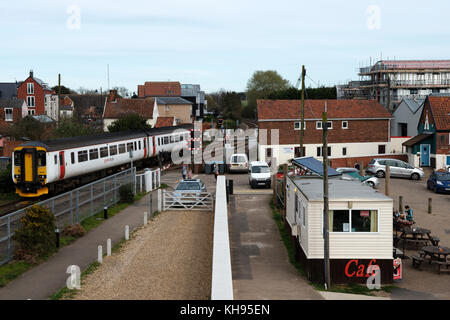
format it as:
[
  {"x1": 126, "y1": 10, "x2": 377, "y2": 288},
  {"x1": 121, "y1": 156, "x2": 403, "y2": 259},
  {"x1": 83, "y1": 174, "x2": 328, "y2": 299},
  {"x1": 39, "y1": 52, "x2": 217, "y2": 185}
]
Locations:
[
  {"x1": 411, "y1": 173, "x2": 420, "y2": 180},
  {"x1": 376, "y1": 170, "x2": 385, "y2": 178},
  {"x1": 367, "y1": 181, "x2": 375, "y2": 188}
]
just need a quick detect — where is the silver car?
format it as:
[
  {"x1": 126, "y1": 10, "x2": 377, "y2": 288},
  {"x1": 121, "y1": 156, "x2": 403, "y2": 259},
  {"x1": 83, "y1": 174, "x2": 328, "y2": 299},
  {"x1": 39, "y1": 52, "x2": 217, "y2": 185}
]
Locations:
[
  {"x1": 366, "y1": 158, "x2": 424, "y2": 180},
  {"x1": 336, "y1": 167, "x2": 379, "y2": 188}
]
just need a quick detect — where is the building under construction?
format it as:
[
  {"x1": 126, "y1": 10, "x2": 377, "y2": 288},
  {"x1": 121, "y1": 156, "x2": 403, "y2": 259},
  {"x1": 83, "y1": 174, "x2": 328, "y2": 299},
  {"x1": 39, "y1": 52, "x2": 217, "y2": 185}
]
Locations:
[{"x1": 337, "y1": 60, "x2": 450, "y2": 111}]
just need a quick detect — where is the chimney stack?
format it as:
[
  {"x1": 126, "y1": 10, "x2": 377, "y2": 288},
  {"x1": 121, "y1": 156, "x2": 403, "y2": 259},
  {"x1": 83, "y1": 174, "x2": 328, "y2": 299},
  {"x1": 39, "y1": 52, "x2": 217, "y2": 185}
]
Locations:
[
  {"x1": 30, "y1": 70, "x2": 34, "y2": 78},
  {"x1": 109, "y1": 89, "x2": 118, "y2": 102}
]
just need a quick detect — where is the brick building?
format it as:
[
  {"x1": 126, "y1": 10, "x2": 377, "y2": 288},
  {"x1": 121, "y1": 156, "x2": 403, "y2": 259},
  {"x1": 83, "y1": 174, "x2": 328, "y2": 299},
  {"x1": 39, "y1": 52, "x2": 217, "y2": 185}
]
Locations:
[
  {"x1": 17, "y1": 70, "x2": 58, "y2": 119},
  {"x1": 257, "y1": 99, "x2": 394, "y2": 166},
  {"x1": 403, "y1": 96, "x2": 450, "y2": 170}
]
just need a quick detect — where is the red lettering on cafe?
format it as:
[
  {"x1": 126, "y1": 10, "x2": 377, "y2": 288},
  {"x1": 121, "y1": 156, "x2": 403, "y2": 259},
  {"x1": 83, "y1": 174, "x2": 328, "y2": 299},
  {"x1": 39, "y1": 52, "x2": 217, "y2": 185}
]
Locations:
[{"x1": 345, "y1": 259, "x2": 379, "y2": 278}]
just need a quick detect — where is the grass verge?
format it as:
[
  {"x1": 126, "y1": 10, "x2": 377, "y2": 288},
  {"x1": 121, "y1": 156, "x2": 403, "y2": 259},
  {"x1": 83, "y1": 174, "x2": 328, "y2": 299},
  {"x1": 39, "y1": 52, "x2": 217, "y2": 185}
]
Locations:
[
  {"x1": 270, "y1": 199, "x2": 396, "y2": 296},
  {"x1": 0, "y1": 192, "x2": 146, "y2": 288}
]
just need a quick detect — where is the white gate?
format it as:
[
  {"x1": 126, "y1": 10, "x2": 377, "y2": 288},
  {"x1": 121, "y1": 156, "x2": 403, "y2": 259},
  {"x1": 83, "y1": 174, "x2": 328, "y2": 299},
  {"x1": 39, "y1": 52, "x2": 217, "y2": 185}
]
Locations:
[
  {"x1": 136, "y1": 168, "x2": 161, "y2": 194},
  {"x1": 163, "y1": 191, "x2": 214, "y2": 211}
]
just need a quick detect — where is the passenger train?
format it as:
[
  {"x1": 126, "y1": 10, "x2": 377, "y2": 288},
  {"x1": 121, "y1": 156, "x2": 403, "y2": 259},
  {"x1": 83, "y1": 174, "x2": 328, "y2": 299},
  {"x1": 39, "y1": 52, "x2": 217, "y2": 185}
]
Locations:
[{"x1": 12, "y1": 124, "x2": 193, "y2": 197}]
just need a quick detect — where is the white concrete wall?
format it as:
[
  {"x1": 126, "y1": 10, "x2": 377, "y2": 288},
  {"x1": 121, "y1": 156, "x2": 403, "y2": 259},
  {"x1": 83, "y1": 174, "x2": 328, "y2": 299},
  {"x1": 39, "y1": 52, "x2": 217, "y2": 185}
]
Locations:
[
  {"x1": 390, "y1": 137, "x2": 409, "y2": 154},
  {"x1": 259, "y1": 141, "x2": 392, "y2": 165},
  {"x1": 211, "y1": 176, "x2": 233, "y2": 300}
]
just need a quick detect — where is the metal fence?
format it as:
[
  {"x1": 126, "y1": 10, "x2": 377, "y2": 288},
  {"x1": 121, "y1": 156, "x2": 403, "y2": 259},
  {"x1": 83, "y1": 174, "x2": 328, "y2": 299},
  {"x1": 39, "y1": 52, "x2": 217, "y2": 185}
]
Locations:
[
  {"x1": 163, "y1": 191, "x2": 214, "y2": 211},
  {"x1": 0, "y1": 167, "x2": 136, "y2": 266},
  {"x1": 275, "y1": 178, "x2": 285, "y2": 208}
]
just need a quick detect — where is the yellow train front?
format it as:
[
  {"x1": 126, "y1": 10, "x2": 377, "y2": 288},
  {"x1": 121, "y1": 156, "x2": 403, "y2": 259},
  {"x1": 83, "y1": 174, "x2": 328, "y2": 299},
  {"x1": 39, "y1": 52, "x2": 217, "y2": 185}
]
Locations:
[{"x1": 12, "y1": 145, "x2": 49, "y2": 197}]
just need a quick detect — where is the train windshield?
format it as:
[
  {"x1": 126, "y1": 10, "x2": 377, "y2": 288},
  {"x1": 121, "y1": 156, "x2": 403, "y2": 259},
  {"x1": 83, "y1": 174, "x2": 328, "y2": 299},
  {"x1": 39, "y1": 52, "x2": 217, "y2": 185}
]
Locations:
[
  {"x1": 14, "y1": 151, "x2": 21, "y2": 166},
  {"x1": 38, "y1": 151, "x2": 46, "y2": 166}
]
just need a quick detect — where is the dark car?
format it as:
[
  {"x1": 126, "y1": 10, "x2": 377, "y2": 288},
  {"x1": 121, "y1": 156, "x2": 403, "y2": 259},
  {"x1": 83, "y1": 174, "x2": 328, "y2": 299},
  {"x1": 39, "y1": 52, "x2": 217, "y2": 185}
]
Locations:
[{"x1": 427, "y1": 171, "x2": 450, "y2": 194}]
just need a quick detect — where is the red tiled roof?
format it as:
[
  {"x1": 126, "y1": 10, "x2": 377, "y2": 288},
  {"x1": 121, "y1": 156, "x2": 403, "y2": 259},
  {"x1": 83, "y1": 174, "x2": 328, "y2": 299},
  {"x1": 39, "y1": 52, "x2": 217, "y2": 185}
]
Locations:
[
  {"x1": 103, "y1": 98, "x2": 155, "y2": 119},
  {"x1": 139, "y1": 82, "x2": 181, "y2": 97},
  {"x1": 257, "y1": 99, "x2": 391, "y2": 120},
  {"x1": 428, "y1": 96, "x2": 450, "y2": 131},
  {"x1": 155, "y1": 117, "x2": 175, "y2": 128}
]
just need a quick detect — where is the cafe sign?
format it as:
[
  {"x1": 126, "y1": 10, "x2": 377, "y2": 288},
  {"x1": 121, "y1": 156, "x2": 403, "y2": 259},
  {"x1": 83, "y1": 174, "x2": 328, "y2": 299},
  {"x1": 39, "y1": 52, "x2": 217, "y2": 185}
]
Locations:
[{"x1": 345, "y1": 259, "x2": 379, "y2": 278}]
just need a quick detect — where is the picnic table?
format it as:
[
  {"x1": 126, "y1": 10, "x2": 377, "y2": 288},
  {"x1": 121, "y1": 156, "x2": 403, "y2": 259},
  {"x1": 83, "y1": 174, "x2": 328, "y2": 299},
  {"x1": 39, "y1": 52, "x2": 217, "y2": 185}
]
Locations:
[
  {"x1": 419, "y1": 246, "x2": 450, "y2": 274},
  {"x1": 400, "y1": 227, "x2": 437, "y2": 250}
]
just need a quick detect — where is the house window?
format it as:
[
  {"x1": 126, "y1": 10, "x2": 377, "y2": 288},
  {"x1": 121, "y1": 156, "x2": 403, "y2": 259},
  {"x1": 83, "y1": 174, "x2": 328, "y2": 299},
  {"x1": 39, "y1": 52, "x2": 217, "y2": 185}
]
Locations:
[
  {"x1": 329, "y1": 210, "x2": 378, "y2": 233},
  {"x1": 28, "y1": 109, "x2": 35, "y2": 115},
  {"x1": 27, "y1": 83, "x2": 34, "y2": 94},
  {"x1": 27, "y1": 96, "x2": 35, "y2": 107},
  {"x1": 110, "y1": 145, "x2": 118, "y2": 155},
  {"x1": 295, "y1": 147, "x2": 306, "y2": 157},
  {"x1": 317, "y1": 146, "x2": 331, "y2": 157},
  {"x1": 5, "y1": 108, "x2": 13, "y2": 121},
  {"x1": 342, "y1": 147, "x2": 347, "y2": 156},
  {"x1": 342, "y1": 121, "x2": 348, "y2": 129},
  {"x1": 266, "y1": 148, "x2": 272, "y2": 158},
  {"x1": 378, "y1": 145, "x2": 386, "y2": 154},
  {"x1": 316, "y1": 121, "x2": 332, "y2": 130},
  {"x1": 294, "y1": 122, "x2": 306, "y2": 130}
]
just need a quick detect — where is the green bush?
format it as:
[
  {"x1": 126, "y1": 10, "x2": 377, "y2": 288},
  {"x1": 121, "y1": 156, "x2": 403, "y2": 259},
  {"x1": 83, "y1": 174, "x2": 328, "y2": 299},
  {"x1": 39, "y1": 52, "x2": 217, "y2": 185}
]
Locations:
[
  {"x1": 0, "y1": 163, "x2": 15, "y2": 194},
  {"x1": 13, "y1": 205, "x2": 57, "y2": 262},
  {"x1": 119, "y1": 184, "x2": 134, "y2": 203}
]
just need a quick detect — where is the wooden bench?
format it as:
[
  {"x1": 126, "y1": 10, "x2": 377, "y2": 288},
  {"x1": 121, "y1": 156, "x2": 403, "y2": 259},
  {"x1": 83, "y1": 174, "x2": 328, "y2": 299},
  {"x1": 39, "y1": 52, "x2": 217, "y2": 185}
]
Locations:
[
  {"x1": 430, "y1": 236, "x2": 440, "y2": 246},
  {"x1": 411, "y1": 255, "x2": 425, "y2": 269},
  {"x1": 435, "y1": 261, "x2": 450, "y2": 274}
]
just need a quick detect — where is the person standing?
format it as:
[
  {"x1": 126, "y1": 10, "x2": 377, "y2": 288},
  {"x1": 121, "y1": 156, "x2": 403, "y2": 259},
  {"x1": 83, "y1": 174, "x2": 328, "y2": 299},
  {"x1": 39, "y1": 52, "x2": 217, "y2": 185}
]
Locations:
[
  {"x1": 182, "y1": 164, "x2": 187, "y2": 180},
  {"x1": 354, "y1": 162, "x2": 361, "y2": 171},
  {"x1": 214, "y1": 162, "x2": 219, "y2": 181}
]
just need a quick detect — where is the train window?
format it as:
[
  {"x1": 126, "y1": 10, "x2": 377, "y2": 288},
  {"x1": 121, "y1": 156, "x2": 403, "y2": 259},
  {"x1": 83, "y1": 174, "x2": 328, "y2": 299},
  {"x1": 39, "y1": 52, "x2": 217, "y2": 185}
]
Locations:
[
  {"x1": 110, "y1": 145, "x2": 118, "y2": 155},
  {"x1": 134, "y1": 141, "x2": 137, "y2": 151},
  {"x1": 100, "y1": 147, "x2": 108, "y2": 158},
  {"x1": 119, "y1": 144, "x2": 126, "y2": 154},
  {"x1": 138, "y1": 141, "x2": 141, "y2": 150},
  {"x1": 127, "y1": 142, "x2": 133, "y2": 152},
  {"x1": 54, "y1": 155, "x2": 57, "y2": 164},
  {"x1": 59, "y1": 154, "x2": 63, "y2": 166},
  {"x1": 71, "y1": 152, "x2": 75, "y2": 164},
  {"x1": 164, "y1": 137, "x2": 169, "y2": 144},
  {"x1": 78, "y1": 151, "x2": 88, "y2": 162},
  {"x1": 89, "y1": 149, "x2": 99, "y2": 160},
  {"x1": 170, "y1": 136, "x2": 174, "y2": 143},
  {"x1": 37, "y1": 152, "x2": 46, "y2": 166},
  {"x1": 14, "y1": 151, "x2": 21, "y2": 166}
]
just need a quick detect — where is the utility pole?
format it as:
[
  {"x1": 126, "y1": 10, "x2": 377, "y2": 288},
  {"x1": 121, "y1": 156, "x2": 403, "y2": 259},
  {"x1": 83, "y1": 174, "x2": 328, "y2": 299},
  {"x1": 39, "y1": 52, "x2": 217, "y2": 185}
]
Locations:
[
  {"x1": 58, "y1": 74, "x2": 61, "y2": 121},
  {"x1": 322, "y1": 102, "x2": 331, "y2": 290},
  {"x1": 300, "y1": 65, "x2": 306, "y2": 157},
  {"x1": 387, "y1": 76, "x2": 391, "y2": 111}
]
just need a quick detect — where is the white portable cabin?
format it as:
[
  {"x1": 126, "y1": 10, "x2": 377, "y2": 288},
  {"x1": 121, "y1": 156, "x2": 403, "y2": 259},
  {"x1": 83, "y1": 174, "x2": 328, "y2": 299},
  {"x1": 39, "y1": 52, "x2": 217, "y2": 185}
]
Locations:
[{"x1": 285, "y1": 176, "x2": 394, "y2": 284}]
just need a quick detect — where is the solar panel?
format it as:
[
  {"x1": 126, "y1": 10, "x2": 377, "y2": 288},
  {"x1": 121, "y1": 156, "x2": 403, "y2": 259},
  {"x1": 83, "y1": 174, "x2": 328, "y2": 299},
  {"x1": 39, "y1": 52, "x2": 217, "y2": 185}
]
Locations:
[{"x1": 292, "y1": 157, "x2": 342, "y2": 177}]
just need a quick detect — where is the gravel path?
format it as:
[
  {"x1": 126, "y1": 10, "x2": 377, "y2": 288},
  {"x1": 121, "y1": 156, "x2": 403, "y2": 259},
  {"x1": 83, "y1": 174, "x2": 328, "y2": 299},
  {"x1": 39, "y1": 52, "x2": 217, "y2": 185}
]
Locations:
[{"x1": 72, "y1": 210, "x2": 213, "y2": 300}]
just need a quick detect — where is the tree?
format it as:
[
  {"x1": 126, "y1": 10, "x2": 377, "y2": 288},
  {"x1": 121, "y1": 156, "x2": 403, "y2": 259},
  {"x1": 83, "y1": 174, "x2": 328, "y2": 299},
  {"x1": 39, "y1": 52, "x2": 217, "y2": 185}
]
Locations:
[
  {"x1": 268, "y1": 86, "x2": 337, "y2": 100},
  {"x1": 246, "y1": 70, "x2": 290, "y2": 119},
  {"x1": 7, "y1": 116, "x2": 47, "y2": 141},
  {"x1": 51, "y1": 85, "x2": 72, "y2": 94},
  {"x1": 107, "y1": 114, "x2": 152, "y2": 132},
  {"x1": 112, "y1": 86, "x2": 130, "y2": 98},
  {"x1": 51, "y1": 118, "x2": 99, "y2": 139}
]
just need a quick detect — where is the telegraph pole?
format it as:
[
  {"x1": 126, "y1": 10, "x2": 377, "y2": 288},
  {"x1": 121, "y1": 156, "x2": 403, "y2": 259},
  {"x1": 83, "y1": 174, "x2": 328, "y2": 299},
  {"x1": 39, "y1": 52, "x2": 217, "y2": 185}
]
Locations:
[
  {"x1": 300, "y1": 66, "x2": 306, "y2": 157},
  {"x1": 322, "y1": 102, "x2": 331, "y2": 290}
]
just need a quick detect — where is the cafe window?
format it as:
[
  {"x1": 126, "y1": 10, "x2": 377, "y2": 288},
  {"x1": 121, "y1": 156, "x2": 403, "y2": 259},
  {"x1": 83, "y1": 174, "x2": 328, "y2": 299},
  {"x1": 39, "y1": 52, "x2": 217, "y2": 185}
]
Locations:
[
  {"x1": 100, "y1": 147, "x2": 109, "y2": 158},
  {"x1": 110, "y1": 145, "x2": 118, "y2": 156},
  {"x1": 78, "y1": 150, "x2": 88, "y2": 162},
  {"x1": 119, "y1": 144, "x2": 126, "y2": 154},
  {"x1": 329, "y1": 210, "x2": 378, "y2": 233},
  {"x1": 89, "y1": 148, "x2": 99, "y2": 160}
]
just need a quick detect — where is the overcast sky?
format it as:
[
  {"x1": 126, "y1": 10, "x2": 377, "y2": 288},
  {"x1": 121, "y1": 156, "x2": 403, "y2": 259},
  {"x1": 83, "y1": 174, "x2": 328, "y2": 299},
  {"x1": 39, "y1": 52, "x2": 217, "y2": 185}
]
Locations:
[{"x1": 1, "y1": 0, "x2": 450, "y2": 93}]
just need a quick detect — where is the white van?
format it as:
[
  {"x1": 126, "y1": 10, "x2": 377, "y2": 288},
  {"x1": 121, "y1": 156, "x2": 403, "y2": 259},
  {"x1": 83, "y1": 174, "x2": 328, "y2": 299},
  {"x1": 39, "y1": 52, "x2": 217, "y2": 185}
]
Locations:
[
  {"x1": 228, "y1": 153, "x2": 249, "y2": 172},
  {"x1": 248, "y1": 161, "x2": 271, "y2": 188}
]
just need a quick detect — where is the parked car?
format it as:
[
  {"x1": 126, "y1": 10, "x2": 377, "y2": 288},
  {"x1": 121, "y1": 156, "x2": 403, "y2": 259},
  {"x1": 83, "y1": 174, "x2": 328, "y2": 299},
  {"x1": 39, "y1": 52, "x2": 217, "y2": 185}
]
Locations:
[
  {"x1": 173, "y1": 179, "x2": 207, "y2": 204},
  {"x1": 336, "y1": 167, "x2": 379, "y2": 188},
  {"x1": 228, "y1": 153, "x2": 249, "y2": 173},
  {"x1": 366, "y1": 158, "x2": 424, "y2": 180},
  {"x1": 248, "y1": 161, "x2": 271, "y2": 188},
  {"x1": 427, "y1": 171, "x2": 450, "y2": 194}
]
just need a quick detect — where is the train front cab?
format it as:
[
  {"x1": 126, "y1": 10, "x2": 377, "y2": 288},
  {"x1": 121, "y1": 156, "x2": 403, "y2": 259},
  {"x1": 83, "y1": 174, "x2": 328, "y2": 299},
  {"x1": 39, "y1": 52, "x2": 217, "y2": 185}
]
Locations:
[{"x1": 13, "y1": 147, "x2": 48, "y2": 197}]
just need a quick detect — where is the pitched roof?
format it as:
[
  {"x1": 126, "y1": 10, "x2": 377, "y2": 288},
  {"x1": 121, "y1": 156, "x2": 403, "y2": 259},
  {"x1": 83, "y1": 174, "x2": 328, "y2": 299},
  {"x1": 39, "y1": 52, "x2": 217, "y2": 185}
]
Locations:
[
  {"x1": 427, "y1": 96, "x2": 450, "y2": 131},
  {"x1": 103, "y1": 97, "x2": 155, "y2": 119},
  {"x1": 156, "y1": 97, "x2": 192, "y2": 105},
  {"x1": 141, "y1": 81, "x2": 181, "y2": 97},
  {"x1": 402, "y1": 133, "x2": 433, "y2": 147},
  {"x1": 155, "y1": 117, "x2": 175, "y2": 128},
  {"x1": 401, "y1": 98, "x2": 425, "y2": 114},
  {"x1": 0, "y1": 83, "x2": 18, "y2": 99},
  {"x1": 0, "y1": 99, "x2": 25, "y2": 108},
  {"x1": 257, "y1": 99, "x2": 391, "y2": 120}
]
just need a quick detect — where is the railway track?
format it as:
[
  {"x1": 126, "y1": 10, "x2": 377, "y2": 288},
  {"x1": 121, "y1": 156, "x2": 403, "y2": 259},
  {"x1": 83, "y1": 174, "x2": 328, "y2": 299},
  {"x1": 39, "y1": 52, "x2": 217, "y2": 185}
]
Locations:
[{"x1": 0, "y1": 199, "x2": 39, "y2": 218}]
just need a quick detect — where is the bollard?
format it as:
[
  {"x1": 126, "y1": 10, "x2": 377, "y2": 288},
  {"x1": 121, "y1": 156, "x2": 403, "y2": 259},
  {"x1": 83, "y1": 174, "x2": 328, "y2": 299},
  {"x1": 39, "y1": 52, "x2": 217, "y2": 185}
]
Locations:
[
  {"x1": 385, "y1": 165, "x2": 390, "y2": 196},
  {"x1": 428, "y1": 198, "x2": 432, "y2": 214},
  {"x1": 107, "y1": 239, "x2": 111, "y2": 256},
  {"x1": 104, "y1": 206, "x2": 108, "y2": 219},
  {"x1": 359, "y1": 161, "x2": 364, "y2": 177},
  {"x1": 144, "y1": 211, "x2": 148, "y2": 225},
  {"x1": 125, "y1": 225, "x2": 129, "y2": 240},
  {"x1": 399, "y1": 196, "x2": 403, "y2": 214},
  {"x1": 55, "y1": 228, "x2": 60, "y2": 249},
  {"x1": 98, "y1": 245, "x2": 103, "y2": 263},
  {"x1": 149, "y1": 193, "x2": 153, "y2": 219}
]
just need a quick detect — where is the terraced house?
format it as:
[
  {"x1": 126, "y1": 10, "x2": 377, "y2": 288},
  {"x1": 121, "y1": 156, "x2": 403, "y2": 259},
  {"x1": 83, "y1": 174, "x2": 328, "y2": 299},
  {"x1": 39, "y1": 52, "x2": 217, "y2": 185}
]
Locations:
[{"x1": 257, "y1": 99, "x2": 398, "y2": 167}]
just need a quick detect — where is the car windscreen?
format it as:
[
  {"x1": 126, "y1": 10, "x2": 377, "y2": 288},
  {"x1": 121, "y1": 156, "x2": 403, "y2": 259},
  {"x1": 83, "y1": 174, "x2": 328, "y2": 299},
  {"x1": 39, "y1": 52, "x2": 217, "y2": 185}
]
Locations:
[
  {"x1": 252, "y1": 166, "x2": 270, "y2": 173},
  {"x1": 232, "y1": 156, "x2": 247, "y2": 163},
  {"x1": 347, "y1": 172, "x2": 364, "y2": 181},
  {"x1": 176, "y1": 182, "x2": 201, "y2": 190},
  {"x1": 436, "y1": 173, "x2": 450, "y2": 181}
]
